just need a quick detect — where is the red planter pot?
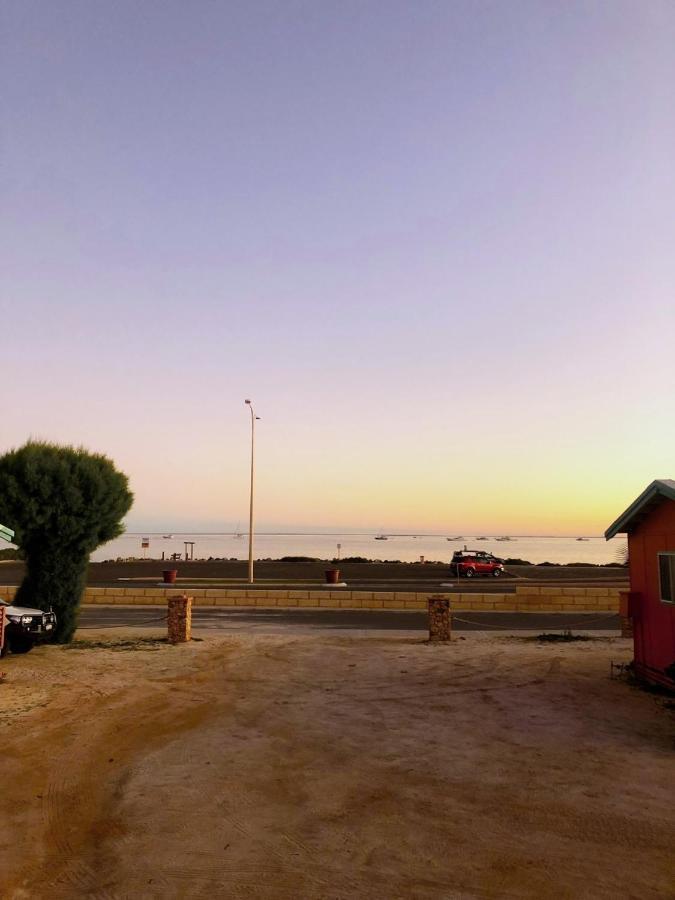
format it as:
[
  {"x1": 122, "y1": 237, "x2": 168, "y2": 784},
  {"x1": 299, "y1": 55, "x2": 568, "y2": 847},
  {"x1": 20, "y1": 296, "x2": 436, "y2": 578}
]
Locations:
[
  {"x1": 162, "y1": 569, "x2": 178, "y2": 584},
  {"x1": 324, "y1": 569, "x2": 340, "y2": 584}
]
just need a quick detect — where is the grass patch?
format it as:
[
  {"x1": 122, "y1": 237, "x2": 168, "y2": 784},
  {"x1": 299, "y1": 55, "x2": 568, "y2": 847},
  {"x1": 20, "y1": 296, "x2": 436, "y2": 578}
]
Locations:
[
  {"x1": 622, "y1": 669, "x2": 675, "y2": 700},
  {"x1": 528, "y1": 631, "x2": 595, "y2": 643},
  {"x1": 611, "y1": 662, "x2": 675, "y2": 703},
  {"x1": 67, "y1": 637, "x2": 169, "y2": 652}
]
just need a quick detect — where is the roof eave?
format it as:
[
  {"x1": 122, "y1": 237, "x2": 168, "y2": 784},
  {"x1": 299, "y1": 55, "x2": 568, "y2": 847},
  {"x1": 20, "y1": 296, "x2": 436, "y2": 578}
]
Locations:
[{"x1": 605, "y1": 479, "x2": 675, "y2": 540}]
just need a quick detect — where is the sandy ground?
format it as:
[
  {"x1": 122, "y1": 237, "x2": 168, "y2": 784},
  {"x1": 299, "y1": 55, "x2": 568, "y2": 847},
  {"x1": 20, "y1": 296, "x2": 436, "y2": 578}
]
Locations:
[{"x1": 0, "y1": 628, "x2": 672, "y2": 899}]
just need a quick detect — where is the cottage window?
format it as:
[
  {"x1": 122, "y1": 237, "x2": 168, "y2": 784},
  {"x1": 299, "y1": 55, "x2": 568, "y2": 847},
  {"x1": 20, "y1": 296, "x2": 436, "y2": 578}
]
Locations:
[{"x1": 658, "y1": 553, "x2": 675, "y2": 604}]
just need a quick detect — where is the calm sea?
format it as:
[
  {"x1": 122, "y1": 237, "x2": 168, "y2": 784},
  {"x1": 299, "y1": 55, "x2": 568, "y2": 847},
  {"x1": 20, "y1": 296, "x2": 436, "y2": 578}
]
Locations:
[{"x1": 92, "y1": 532, "x2": 627, "y2": 566}]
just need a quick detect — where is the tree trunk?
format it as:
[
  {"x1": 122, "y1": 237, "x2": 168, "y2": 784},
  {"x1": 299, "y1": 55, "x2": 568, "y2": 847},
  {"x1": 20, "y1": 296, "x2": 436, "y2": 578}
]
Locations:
[{"x1": 15, "y1": 545, "x2": 88, "y2": 643}]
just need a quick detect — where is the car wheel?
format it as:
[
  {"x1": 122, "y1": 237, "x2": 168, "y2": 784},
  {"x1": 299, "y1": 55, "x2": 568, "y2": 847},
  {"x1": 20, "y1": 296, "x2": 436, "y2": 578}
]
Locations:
[
  {"x1": 492, "y1": 568, "x2": 502, "y2": 577},
  {"x1": 464, "y1": 567, "x2": 475, "y2": 578},
  {"x1": 8, "y1": 636, "x2": 34, "y2": 654}
]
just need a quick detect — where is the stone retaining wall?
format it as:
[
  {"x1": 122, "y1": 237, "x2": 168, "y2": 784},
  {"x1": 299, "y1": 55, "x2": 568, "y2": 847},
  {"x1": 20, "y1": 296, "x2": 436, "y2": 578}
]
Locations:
[{"x1": 0, "y1": 584, "x2": 620, "y2": 612}]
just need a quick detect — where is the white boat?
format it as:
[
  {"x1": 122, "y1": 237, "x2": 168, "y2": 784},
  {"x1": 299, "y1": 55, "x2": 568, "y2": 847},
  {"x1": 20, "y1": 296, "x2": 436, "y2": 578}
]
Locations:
[
  {"x1": 163, "y1": 534, "x2": 174, "y2": 539},
  {"x1": 496, "y1": 536, "x2": 513, "y2": 542},
  {"x1": 233, "y1": 521, "x2": 244, "y2": 539},
  {"x1": 374, "y1": 534, "x2": 388, "y2": 541},
  {"x1": 446, "y1": 536, "x2": 464, "y2": 541},
  {"x1": 476, "y1": 536, "x2": 487, "y2": 541},
  {"x1": 576, "y1": 537, "x2": 589, "y2": 542}
]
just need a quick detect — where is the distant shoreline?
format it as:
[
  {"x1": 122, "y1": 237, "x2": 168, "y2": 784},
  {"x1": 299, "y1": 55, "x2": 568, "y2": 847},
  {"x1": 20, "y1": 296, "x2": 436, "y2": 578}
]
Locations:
[
  {"x1": 97, "y1": 556, "x2": 625, "y2": 568},
  {"x1": 120, "y1": 532, "x2": 605, "y2": 539}
]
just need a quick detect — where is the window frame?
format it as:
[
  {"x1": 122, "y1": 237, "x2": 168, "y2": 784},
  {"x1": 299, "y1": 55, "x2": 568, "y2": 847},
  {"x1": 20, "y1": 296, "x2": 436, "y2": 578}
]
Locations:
[{"x1": 657, "y1": 552, "x2": 675, "y2": 605}]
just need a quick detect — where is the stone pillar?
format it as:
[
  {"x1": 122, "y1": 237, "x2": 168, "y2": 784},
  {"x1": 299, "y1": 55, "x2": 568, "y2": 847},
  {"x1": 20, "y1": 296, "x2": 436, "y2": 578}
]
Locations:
[
  {"x1": 428, "y1": 594, "x2": 451, "y2": 642},
  {"x1": 167, "y1": 594, "x2": 192, "y2": 644}
]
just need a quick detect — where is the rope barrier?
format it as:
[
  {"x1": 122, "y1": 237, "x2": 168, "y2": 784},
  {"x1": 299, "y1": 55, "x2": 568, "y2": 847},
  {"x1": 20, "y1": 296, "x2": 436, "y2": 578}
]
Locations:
[
  {"x1": 78, "y1": 613, "x2": 168, "y2": 629},
  {"x1": 451, "y1": 612, "x2": 619, "y2": 630},
  {"x1": 77, "y1": 610, "x2": 620, "y2": 632}
]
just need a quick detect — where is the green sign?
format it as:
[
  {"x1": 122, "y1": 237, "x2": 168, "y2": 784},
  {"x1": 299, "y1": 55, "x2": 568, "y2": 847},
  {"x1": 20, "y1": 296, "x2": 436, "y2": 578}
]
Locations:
[{"x1": 0, "y1": 523, "x2": 15, "y2": 542}]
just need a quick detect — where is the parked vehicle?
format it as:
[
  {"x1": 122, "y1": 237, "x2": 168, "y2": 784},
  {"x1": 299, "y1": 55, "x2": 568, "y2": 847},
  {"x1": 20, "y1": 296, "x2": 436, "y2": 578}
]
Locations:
[
  {"x1": 451, "y1": 550, "x2": 505, "y2": 578},
  {"x1": 0, "y1": 597, "x2": 57, "y2": 655}
]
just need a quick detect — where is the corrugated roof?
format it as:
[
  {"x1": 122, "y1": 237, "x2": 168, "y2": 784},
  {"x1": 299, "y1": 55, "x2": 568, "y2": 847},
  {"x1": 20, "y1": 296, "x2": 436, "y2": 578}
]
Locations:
[{"x1": 605, "y1": 479, "x2": 675, "y2": 540}]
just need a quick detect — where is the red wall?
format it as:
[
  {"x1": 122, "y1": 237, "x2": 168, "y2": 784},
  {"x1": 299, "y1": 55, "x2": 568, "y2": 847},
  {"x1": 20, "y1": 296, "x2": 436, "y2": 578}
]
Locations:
[{"x1": 628, "y1": 500, "x2": 675, "y2": 689}]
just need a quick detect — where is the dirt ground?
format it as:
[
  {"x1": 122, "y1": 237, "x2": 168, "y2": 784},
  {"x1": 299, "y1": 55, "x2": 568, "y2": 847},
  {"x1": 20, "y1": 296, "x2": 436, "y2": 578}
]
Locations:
[{"x1": 0, "y1": 628, "x2": 672, "y2": 899}]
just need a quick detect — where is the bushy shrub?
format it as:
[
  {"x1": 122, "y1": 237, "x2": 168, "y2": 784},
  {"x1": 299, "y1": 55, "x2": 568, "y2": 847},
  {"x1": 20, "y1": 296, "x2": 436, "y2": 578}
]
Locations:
[
  {"x1": 279, "y1": 556, "x2": 318, "y2": 562},
  {"x1": 334, "y1": 556, "x2": 369, "y2": 564},
  {"x1": 0, "y1": 442, "x2": 133, "y2": 642},
  {"x1": 503, "y1": 558, "x2": 532, "y2": 566}
]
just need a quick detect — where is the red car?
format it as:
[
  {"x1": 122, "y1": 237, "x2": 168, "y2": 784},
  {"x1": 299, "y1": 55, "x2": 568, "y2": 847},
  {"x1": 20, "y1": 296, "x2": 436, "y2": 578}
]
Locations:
[{"x1": 451, "y1": 550, "x2": 505, "y2": 578}]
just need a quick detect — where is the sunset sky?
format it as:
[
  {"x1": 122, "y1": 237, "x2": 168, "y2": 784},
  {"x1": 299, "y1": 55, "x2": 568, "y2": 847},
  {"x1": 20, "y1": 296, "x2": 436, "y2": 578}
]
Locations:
[{"x1": 2, "y1": 1, "x2": 674, "y2": 535}]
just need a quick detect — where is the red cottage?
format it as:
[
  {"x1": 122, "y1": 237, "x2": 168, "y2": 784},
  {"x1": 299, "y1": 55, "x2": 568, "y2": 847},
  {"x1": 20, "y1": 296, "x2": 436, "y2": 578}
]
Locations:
[{"x1": 605, "y1": 479, "x2": 675, "y2": 691}]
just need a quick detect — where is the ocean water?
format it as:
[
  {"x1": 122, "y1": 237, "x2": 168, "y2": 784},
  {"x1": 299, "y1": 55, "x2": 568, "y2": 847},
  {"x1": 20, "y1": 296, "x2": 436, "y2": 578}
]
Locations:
[{"x1": 92, "y1": 532, "x2": 627, "y2": 566}]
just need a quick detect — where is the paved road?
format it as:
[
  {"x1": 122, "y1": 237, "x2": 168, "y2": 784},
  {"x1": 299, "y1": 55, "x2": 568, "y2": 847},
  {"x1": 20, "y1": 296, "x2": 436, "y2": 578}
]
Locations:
[
  {"x1": 0, "y1": 563, "x2": 628, "y2": 594},
  {"x1": 78, "y1": 605, "x2": 621, "y2": 632}
]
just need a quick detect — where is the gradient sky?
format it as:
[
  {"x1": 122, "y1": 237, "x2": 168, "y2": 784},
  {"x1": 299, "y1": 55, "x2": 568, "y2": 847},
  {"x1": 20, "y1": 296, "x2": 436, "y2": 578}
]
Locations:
[{"x1": 2, "y1": 1, "x2": 674, "y2": 535}]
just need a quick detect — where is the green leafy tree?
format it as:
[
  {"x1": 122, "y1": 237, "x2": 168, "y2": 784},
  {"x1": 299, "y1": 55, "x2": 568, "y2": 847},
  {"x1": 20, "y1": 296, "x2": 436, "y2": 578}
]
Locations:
[{"x1": 0, "y1": 441, "x2": 133, "y2": 642}]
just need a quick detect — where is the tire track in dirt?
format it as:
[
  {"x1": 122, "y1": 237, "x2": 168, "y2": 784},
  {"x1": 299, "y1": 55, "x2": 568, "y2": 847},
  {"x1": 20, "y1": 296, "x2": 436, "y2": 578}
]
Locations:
[
  {"x1": 7, "y1": 647, "x2": 234, "y2": 898},
  {"x1": 31, "y1": 639, "x2": 351, "y2": 898},
  {"x1": 75, "y1": 638, "x2": 374, "y2": 899}
]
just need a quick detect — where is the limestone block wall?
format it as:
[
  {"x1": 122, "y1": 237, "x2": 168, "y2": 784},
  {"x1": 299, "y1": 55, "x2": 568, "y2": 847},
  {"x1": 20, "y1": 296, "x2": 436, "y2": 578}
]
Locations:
[{"x1": 0, "y1": 584, "x2": 621, "y2": 612}]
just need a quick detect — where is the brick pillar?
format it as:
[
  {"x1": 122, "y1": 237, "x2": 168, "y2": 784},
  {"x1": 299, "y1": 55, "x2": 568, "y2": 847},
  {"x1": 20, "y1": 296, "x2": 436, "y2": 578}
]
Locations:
[
  {"x1": 428, "y1": 594, "x2": 451, "y2": 642},
  {"x1": 167, "y1": 594, "x2": 192, "y2": 644},
  {"x1": 619, "y1": 591, "x2": 635, "y2": 639},
  {"x1": 620, "y1": 616, "x2": 633, "y2": 639}
]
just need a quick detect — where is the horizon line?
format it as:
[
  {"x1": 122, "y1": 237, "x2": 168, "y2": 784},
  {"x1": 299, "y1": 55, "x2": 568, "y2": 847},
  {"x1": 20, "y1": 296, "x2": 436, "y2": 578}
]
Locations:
[{"x1": 120, "y1": 531, "x2": 608, "y2": 539}]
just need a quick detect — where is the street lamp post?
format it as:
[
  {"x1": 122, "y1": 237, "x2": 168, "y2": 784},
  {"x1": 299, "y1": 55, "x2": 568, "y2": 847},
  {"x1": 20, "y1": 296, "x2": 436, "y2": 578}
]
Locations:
[{"x1": 244, "y1": 399, "x2": 259, "y2": 584}]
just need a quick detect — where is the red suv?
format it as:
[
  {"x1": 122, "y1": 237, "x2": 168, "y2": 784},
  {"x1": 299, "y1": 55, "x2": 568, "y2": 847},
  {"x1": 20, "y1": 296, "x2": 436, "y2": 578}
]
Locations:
[{"x1": 452, "y1": 550, "x2": 505, "y2": 578}]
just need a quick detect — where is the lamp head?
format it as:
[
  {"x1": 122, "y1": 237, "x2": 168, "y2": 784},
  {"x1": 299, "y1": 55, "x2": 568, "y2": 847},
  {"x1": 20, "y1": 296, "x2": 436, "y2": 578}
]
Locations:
[{"x1": 244, "y1": 399, "x2": 251, "y2": 405}]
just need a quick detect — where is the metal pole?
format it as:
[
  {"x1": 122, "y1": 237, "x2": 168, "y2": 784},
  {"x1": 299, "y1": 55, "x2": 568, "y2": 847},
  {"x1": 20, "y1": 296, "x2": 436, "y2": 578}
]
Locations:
[{"x1": 245, "y1": 400, "x2": 258, "y2": 584}]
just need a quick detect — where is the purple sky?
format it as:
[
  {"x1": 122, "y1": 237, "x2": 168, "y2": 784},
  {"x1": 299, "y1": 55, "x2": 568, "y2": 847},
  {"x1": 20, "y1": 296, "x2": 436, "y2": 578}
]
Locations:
[{"x1": 2, "y1": 1, "x2": 674, "y2": 534}]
